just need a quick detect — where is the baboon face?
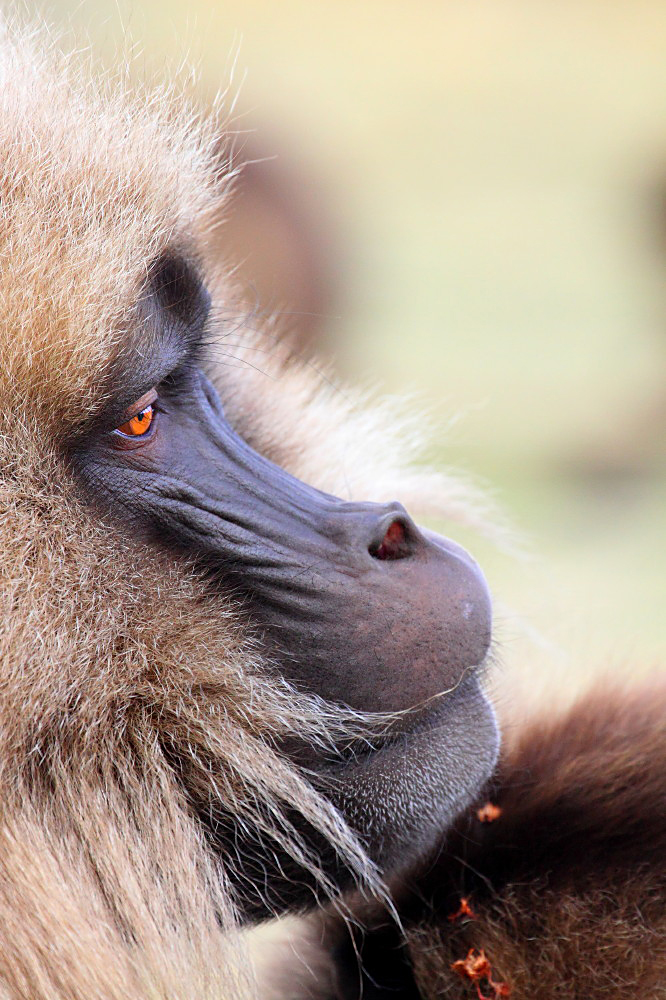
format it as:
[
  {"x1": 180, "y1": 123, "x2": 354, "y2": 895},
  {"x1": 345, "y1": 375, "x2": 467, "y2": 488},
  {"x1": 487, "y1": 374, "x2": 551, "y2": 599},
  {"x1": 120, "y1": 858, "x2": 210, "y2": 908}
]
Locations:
[
  {"x1": 77, "y1": 256, "x2": 494, "y2": 722},
  {"x1": 0, "y1": 33, "x2": 498, "y2": 921},
  {"x1": 71, "y1": 252, "x2": 498, "y2": 901}
]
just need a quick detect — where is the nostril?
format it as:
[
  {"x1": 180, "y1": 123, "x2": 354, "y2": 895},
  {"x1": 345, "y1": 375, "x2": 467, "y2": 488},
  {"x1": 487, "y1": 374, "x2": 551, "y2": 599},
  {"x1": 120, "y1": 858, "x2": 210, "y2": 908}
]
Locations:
[{"x1": 369, "y1": 517, "x2": 411, "y2": 561}]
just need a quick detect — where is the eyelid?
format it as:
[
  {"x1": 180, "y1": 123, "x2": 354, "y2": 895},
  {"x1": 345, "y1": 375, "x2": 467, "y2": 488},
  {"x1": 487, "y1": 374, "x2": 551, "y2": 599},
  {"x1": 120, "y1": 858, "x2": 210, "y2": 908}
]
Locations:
[{"x1": 121, "y1": 388, "x2": 158, "y2": 423}]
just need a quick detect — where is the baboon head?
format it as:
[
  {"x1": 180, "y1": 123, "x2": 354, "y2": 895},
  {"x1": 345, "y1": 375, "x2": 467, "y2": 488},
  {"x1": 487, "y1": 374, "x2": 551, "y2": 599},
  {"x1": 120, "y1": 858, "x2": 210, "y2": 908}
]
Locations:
[{"x1": 0, "y1": 27, "x2": 498, "y2": 925}]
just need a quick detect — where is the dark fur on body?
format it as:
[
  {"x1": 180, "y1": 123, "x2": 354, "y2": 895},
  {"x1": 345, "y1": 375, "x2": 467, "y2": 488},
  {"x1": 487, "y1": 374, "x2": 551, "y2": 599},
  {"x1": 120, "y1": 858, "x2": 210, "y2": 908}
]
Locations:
[{"x1": 325, "y1": 682, "x2": 666, "y2": 999}]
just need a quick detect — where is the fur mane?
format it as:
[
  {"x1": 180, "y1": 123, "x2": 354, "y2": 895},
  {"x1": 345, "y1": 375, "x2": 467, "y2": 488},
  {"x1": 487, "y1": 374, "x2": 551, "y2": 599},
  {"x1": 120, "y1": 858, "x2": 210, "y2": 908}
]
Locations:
[{"x1": 0, "y1": 19, "x2": 505, "y2": 998}]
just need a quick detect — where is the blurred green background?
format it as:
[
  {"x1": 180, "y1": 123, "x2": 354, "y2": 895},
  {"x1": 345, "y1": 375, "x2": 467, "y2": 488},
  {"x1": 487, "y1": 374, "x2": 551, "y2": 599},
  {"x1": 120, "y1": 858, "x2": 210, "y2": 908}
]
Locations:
[{"x1": 43, "y1": 0, "x2": 665, "y2": 689}]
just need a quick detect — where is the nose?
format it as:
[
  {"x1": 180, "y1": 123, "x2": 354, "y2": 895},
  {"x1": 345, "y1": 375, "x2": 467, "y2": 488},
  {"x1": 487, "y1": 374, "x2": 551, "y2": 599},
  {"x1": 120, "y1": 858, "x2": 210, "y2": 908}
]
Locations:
[
  {"x1": 367, "y1": 506, "x2": 421, "y2": 561},
  {"x1": 320, "y1": 500, "x2": 429, "y2": 570}
]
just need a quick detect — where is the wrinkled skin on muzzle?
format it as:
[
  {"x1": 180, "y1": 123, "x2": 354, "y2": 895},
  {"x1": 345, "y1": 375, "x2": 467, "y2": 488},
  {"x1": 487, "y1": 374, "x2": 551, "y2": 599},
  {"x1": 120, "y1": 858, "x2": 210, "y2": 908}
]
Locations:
[
  {"x1": 102, "y1": 373, "x2": 492, "y2": 714},
  {"x1": 78, "y1": 366, "x2": 498, "y2": 908}
]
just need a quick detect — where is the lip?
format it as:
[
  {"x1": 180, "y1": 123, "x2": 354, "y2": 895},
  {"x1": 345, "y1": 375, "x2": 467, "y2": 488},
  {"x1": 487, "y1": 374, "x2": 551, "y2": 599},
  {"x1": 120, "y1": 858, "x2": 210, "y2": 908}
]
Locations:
[{"x1": 325, "y1": 644, "x2": 494, "y2": 763}]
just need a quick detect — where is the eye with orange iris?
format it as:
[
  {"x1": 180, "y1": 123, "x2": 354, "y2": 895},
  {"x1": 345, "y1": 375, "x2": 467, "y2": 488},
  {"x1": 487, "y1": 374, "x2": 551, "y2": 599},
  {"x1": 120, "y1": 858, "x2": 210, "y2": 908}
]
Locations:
[
  {"x1": 113, "y1": 389, "x2": 158, "y2": 445},
  {"x1": 117, "y1": 405, "x2": 154, "y2": 437}
]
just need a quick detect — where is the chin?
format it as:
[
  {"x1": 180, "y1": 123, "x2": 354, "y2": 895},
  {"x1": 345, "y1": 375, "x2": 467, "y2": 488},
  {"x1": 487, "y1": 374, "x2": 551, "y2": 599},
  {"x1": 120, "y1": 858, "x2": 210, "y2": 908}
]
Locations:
[{"x1": 326, "y1": 673, "x2": 500, "y2": 874}]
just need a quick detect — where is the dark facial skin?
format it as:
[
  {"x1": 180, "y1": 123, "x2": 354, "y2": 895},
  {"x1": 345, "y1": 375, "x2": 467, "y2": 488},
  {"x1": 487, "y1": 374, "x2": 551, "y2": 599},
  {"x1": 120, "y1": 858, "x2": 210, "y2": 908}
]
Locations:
[{"x1": 74, "y1": 255, "x2": 499, "y2": 917}]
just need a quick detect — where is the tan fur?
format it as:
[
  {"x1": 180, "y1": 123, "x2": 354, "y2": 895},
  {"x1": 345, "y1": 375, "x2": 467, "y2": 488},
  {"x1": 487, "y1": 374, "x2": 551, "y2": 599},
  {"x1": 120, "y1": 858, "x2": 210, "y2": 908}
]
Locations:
[
  {"x1": 0, "y1": 19, "x2": 496, "y2": 999},
  {"x1": 3, "y1": 19, "x2": 662, "y2": 1000}
]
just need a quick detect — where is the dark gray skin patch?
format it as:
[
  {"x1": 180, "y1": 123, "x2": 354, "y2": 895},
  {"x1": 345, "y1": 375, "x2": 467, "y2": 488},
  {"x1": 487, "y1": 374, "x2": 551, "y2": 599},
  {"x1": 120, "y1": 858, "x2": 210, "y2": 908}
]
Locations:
[{"x1": 74, "y1": 263, "x2": 499, "y2": 917}]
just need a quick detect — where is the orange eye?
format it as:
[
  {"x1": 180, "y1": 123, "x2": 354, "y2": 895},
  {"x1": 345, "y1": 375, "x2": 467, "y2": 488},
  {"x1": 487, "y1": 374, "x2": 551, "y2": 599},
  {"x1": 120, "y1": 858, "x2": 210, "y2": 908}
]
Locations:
[
  {"x1": 117, "y1": 405, "x2": 154, "y2": 437},
  {"x1": 113, "y1": 389, "x2": 158, "y2": 443}
]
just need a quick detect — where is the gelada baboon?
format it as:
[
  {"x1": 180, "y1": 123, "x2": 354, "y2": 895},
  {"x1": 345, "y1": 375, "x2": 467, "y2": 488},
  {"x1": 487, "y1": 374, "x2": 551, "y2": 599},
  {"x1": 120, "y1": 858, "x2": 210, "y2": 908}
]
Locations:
[
  {"x1": 3, "y1": 21, "x2": 664, "y2": 1000},
  {"x1": 0, "y1": 21, "x2": 500, "y2": 999}
]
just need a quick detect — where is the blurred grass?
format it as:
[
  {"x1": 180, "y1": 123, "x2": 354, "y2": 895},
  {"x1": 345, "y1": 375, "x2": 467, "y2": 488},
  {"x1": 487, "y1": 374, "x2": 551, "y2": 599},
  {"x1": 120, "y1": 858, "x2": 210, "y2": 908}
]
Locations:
[{"x1": 43, "y1": 0, "x2": 666, "y2": 676}]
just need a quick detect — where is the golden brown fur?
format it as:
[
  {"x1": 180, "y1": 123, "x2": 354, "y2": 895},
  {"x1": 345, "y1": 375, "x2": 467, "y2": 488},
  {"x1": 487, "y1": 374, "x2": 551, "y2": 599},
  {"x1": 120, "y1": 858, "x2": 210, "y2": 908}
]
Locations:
[
  {"x1": 0, "y1": 20, "x2": 498, "y2": 999},
  {"x1": 4, "y1": 20, "x2": 660, "y2": 1000}
]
